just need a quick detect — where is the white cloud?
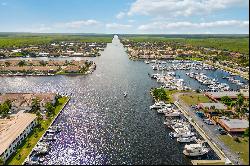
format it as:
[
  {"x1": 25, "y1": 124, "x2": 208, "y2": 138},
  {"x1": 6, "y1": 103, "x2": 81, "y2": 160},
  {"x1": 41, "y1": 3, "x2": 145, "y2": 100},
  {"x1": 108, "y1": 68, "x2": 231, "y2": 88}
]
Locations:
[
  {"x1": 55, "y1": 19, "x2": 100, "y2": 28},
  {"x1": 21, "y1": 24, "x2": 52, "y2": 33},
  {"x1": 116, "y1": 12, "x2": 126, "y2": 19},
  {"x1": 128, "y1": 19, "x2": 135, "y2": 23},
  {"x1": 106, "y1": 23, "x2": 132, "y2": 29},
  {"x1": 138, "y1": 20, "x2": 249, "y2": 32},
  {"x1": 128, "y1": 0, "x2": 248, "y2": 17}
]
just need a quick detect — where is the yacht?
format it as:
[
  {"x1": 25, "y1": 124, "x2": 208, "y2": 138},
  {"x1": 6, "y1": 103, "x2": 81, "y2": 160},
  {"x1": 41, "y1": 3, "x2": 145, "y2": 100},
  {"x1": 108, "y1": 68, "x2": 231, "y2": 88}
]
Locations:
[
  {"x1": 150, "y1": 101, "x2": 167, "y2": 109},
  {"x1": 164, "y1": 110, "x2": 182, "y2": 117},
  {"x1": 42, "y1": 134, "x2": 56, "y2": 141},
  {"x1": 144, "y1": 60, "x2": 150, "y2": 64},
  {"x1": 177, "y1": 136, "x2": 196, "y2": 143},
  {"x1": 169, "y1": 131, "x2": 195, "y2": 138},
  {"x1": 33, "y1": 146, "x2": 49, "y2": 154},
  {"x1": 49, "y1": 126, "x2": 61, "y2": 132},
  {"x1": 183, "y1": 143, "x2": 209, "y2": 156}
]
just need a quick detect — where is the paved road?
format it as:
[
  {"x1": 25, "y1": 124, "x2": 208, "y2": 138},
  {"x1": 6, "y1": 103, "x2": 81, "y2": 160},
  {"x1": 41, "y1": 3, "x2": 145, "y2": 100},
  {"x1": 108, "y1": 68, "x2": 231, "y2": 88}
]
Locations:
[{"x1": 173, "y1": 92, "x2": 244, "y2": 165}]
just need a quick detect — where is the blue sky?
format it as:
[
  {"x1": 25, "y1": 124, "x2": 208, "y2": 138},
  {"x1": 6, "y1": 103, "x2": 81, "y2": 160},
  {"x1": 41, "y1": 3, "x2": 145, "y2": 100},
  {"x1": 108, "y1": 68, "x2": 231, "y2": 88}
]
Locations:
[{"x1": 0, "y1": 0, "x2": 249, "y2": 34}]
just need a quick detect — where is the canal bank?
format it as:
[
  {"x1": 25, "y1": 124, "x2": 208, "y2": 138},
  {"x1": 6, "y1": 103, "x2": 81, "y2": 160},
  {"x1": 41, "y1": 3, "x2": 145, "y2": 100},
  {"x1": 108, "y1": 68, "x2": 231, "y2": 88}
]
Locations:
[
  {"x1": 0, "y1": 36, "x2": 193, "y2": 165},
  {"x1": 6, "y1": 96, "x2": 70, "y2": 165},
  {"x1": 22, "y1": 96, "x2": 70, "y2": 165}
]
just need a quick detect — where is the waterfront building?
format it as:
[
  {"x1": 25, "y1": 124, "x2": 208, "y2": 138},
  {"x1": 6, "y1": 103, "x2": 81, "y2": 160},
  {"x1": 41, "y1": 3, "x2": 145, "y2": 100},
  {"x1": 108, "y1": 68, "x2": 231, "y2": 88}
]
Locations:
[
  {"x1": 198, "y1": 102, "x2": 228, "y2": 110},
  {"x1": 218, "y1": 118, "x2": 249, "y2": 134},
  {"x1": 205, "y1": 90, "x2": 249, "y2": 101},
  {"x1": 0, "y1": 113, "x2": 37, "y2": 162},
  {"x1": 0, "y1": 93, "x2": 57, "y2": 113}
]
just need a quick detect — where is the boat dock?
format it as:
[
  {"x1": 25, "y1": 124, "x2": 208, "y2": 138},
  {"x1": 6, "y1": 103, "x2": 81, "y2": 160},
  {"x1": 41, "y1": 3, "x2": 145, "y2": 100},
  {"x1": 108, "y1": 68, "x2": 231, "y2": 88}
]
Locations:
[
  {"x1": 23, "y1": 96, "x2": 71, "y2": 165},
  {"x1": 174, "y1": 101, "x2": 228, "y2": 165}
]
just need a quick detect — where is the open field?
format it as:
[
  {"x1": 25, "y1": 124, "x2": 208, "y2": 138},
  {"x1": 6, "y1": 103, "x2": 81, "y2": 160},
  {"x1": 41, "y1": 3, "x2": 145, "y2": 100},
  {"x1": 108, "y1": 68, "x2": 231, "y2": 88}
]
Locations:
[
  {"x1": 219, "y1": 135, "x2": 249, "y2": 165},
  {"x1": 122, "y1": 36, "x2": 249, "y2": 55},
  {"x1": 0, "y1": 34, "x2": 113, "y2": 48},
  {"x1": 6, "y1": 97, "x2": 69, "y2": 165},
  {"x1": 179, "y1": 93, "x2": 212, "y2": 106}
]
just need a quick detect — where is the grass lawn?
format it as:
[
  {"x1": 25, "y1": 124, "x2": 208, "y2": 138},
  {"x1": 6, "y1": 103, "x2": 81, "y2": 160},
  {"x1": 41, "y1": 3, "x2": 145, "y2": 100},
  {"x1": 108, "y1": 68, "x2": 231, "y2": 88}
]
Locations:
[
  {"x1": 219, "y1": 135, "x2": 249, "y2": 165},
  {"x1": 165, "y1": 90, "x2": 180, "y2": 103},
  {"x1": 179, "y1": 92, "x2": 212, "y2": 106},
  {"x1": 6, "y1": 96, "x2": 69, "y2": 165}
]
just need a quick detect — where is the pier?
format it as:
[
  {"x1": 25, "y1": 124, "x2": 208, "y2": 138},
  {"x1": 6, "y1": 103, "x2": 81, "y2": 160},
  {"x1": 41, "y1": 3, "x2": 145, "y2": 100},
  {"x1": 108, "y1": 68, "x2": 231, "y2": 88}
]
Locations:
[
  {"x1": 23, "y1": 96, "x2": 70, "y2": 165},
  {"x1": 174, "y1": 101, "x2": 228, "y2": 165}
]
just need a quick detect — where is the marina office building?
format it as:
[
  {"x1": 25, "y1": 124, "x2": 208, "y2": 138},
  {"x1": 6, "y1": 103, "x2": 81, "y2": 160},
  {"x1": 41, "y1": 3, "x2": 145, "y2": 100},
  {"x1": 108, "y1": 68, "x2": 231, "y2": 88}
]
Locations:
[{"x1": 0, "y1": 113, "x2": 37, "y2": 162}]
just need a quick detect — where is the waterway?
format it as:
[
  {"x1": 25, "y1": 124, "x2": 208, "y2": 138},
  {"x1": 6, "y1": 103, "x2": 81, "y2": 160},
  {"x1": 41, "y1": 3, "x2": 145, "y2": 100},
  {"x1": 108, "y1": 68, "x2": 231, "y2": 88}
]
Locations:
[{"x1": 0, "y1": 36, "x2": 246, "y2": 165}]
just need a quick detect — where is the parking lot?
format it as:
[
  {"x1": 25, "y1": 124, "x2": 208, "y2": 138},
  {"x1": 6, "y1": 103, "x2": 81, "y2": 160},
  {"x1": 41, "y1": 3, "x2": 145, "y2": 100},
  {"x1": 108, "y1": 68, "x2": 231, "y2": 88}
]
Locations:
[{"x1": 174, "y1": 92, "x2": 244, "y2": 165}]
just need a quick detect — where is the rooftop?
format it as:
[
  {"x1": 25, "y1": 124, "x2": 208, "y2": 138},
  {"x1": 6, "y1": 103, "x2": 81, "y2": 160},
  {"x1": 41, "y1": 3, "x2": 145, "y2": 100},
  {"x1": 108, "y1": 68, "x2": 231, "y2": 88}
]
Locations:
[
  {"x1": 220, "y1": 119, "x2": 249, "y2": 129},
  {"x1": 199, "y1": 102, "x2": 227, "y2": 110},
  {"x1": 205, "y1": 91, "x2": 249, "y2": 99},
  {"x1": 0, "y1": 113, "x2": 37, "y2": 155}
]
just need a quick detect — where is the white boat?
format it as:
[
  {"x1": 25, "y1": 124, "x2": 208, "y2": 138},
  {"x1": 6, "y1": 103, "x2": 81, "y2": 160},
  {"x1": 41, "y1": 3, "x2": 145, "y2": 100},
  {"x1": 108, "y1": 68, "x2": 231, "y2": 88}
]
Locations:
[
  {"x1": 169, "y1": 131, "x2": 195, "y2": 138},
  {"x1": 177, "y1": 136, "x2": 196, "y2": 143},
  {"x1": 164, "y1": 110, "x2": 182, "y2": 117},
  {"x1": 33, "y1": 146, "x2": 49, "y2": 154},
  {"x1": 183, "y1": 143, "x2": 209, "y2": 156},
  {"x1": 157, "y1": 104, "x2": 172, "y2": 113},
  {"x1": 144, "y1": 60, "x2": 150, "y2": 64},
  {"x1": 124, "y1": 92, "x2": 127, "y2": 97},
  {"x1": 150, "y1": 101, "x2": 167, "y2": 109}
]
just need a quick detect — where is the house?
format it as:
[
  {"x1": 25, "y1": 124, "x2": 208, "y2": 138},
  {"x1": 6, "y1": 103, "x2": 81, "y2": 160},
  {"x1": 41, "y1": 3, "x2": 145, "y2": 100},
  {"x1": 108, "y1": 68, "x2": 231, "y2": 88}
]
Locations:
[
  {"x1": 0, "y1": 113, "x2": 37, "y2": 162},
  {"x1": 64, "y1": 66, "x2": 80, "y2": 73},
  {"x1": 0, "y1": 93, "x2": 57, "y2": 113},
  {"x1": 218, "y1": 118, "x2": 249, "y2": 134}
]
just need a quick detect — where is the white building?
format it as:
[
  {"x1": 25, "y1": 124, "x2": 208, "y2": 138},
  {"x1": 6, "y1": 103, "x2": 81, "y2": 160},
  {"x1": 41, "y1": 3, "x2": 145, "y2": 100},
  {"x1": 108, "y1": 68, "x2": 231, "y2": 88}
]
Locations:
[{"x1": 0, "y1": 113, "x2": 37, "y2": 162}]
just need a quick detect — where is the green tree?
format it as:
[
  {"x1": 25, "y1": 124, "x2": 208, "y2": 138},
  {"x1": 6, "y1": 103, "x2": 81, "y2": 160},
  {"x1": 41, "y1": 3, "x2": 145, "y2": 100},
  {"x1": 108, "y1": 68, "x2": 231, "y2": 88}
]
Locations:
[
  {"x1": 0, "y1": 157, "x2": 4, "y2": 165},
  {"x1": 244, "y1": 127, "x2": 249, "y2": 137},
  {"x1": 39, "y1": 60, "x2": 47, "y2": 66},
  {"x1": 0, "y1": 100, "x2": 11, "y2": 117},
  {"x1": 221, "y1": 96, "x2": 233, "y2": 106},
  {"x1": 18, "y1": 60, "x2": 26, "y2": 67},
  {"x1": 152, "y1": 88, "x2": 169, "y2": 101},
  {"x1": 45, "y1": 102, "x2": 55, "y2": 117},
  {"x1": 236, "y1": 93, "x2": 244, "y2": 113},
  {"x1": 31, "y1": 98, "x2": 40, "y2": 113},
  {"x1": 5, "y1": 61, "x2": 10, "y2": 67}
]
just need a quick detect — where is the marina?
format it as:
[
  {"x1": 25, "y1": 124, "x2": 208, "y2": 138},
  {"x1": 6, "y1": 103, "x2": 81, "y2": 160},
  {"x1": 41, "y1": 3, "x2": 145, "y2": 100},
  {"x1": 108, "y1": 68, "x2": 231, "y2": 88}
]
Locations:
[{"x1": 0, "y1": 36, "x2": 248, "y2": 165}]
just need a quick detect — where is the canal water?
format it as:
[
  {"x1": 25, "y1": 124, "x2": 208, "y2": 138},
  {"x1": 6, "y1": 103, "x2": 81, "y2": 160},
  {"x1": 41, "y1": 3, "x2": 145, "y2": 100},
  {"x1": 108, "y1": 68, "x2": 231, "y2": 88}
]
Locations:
[{"x1": 0, "y1": 36, "x2": 246, "y2": 164}]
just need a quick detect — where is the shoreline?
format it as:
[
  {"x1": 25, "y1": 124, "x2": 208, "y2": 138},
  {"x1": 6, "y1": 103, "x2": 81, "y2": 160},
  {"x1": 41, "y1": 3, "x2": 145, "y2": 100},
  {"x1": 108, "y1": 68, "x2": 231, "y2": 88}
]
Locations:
[
  {"x1": 149, "y1": 89, "x2": 227, "y2": 165},
  {"x1": 6, "y1": 96, "x2": 70, "y2": 165},
  {"x1": 127, "y1": 56, "x2": 249, "y2": 81},
  {"x1": 22, "y1": 96, "x2": 71, "y2": 165},
  {"x1": 0, "y1": 63, "x2": 96, "y2": 77}
]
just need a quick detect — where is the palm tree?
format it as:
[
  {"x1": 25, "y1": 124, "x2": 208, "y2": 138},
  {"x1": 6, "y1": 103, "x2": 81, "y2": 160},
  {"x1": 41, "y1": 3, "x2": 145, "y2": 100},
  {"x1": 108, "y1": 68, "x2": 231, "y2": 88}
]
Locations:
[
  {"x1": 0, "y1": 157, "x2": 4, "y2": 165},
  {"x1": 31, "y1": 98, "x2": 40, "y2": 113},
  {"x1": 236, "y1": 93, "x2": 244, "y2": 114}
]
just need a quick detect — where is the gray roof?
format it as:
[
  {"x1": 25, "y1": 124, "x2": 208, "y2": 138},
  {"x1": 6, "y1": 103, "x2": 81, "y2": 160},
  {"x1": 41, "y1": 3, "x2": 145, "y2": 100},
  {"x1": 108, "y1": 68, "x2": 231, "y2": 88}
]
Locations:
[
  {"x1": 200, "y1": 102, "x2": 227, "y2": 110},
  {"x1": 220, "y1": 119, "x2": 249, "y2": 129},
  {"x1": 206, "y1": 91, "x2": 249, "y2": 98}
]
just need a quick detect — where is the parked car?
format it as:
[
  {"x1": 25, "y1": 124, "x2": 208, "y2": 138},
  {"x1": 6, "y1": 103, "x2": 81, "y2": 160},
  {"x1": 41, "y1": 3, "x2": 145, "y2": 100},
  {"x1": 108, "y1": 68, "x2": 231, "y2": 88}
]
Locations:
[
  {"x1": 219, "y1": 129, "x2": 227, "y2": 135},
  {"x1": 203, "y1": 119, "x2": 214, "y2": 125},
  {"x1": 216, "y1": 127, "x2": 227, "y2": 135}
]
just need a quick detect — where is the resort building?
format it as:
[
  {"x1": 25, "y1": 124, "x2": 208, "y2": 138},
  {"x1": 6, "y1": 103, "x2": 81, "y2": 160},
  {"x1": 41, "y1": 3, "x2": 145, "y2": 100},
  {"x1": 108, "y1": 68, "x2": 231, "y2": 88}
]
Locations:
[
  {"x1": 0, "y1": 93, "x2": 57, "y2": 113},
  {"x1": 0, "y1": 113, "x2": 37, "y2": 162},
  {"x1": 218, "y1": 118, "x2": 249, "y2": 134}
]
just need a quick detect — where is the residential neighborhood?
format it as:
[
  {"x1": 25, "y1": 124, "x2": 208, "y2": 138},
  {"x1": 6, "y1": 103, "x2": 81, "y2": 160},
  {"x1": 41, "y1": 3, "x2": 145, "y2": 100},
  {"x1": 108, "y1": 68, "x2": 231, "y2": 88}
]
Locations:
[{"x1": 0, "y1": 59, "x2": 96, "y2": 76}]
